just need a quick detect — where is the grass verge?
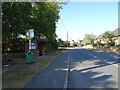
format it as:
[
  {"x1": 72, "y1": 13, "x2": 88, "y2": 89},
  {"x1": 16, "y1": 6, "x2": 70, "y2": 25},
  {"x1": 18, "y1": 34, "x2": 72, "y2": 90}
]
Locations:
[{"x1": 2, "y1": 49, "x2": 65, "y2": 88}]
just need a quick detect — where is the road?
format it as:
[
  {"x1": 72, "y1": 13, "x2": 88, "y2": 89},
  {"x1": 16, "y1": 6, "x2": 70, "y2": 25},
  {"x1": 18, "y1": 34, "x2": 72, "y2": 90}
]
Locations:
[{"x1": 25, "y1": 48, "x2": 119, "y2": 88}]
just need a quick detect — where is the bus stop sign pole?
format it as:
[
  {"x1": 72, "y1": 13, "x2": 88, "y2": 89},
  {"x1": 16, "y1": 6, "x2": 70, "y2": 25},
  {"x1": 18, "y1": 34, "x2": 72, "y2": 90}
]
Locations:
[
  {"x1": 28, "y1": 30, "x2": 31, "y2": 52},
  {"x1": 28, "y1": 29, "x2": 34, "y2": 52}
]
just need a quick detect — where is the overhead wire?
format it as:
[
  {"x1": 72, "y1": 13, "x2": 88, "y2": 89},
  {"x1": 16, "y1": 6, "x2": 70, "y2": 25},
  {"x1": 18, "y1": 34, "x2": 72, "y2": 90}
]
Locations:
[
  {"x1": 59, "y1": 17, "x2": 68, "y2": 32},
  {"x1": 59, "y1": 17, "x2": 76, "y2": 42}
]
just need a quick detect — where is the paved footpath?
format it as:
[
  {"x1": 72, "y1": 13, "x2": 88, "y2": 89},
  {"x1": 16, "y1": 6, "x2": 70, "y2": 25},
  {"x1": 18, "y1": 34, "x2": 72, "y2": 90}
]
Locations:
[{"x1": 25, "y1": 50, "x2": 70, "y2": 88}]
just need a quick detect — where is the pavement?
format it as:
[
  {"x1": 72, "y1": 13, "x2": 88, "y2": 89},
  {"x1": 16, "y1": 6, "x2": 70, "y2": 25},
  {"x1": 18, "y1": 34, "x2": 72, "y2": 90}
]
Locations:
[
  {"x1": 25, "y1": 50, "x2": 70, "y2": 88},
  {"x1": 24, "y1": 47, "x2": 120, "y2": 88}
]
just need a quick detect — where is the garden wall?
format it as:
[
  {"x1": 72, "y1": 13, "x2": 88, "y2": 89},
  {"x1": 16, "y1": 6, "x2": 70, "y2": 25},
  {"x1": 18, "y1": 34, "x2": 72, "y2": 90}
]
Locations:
[{"x1": 94, "y1": 46, "x2": 120, "y2": 52}]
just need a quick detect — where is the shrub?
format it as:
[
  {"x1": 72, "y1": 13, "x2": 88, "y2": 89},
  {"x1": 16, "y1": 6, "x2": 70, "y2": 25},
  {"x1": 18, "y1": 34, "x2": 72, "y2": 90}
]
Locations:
[
  {"x1": 107, "y1": 42, "x2": 115, "y2": 46},
  {"x1": 116, "y1": 45, "x2": 120, "y2": 47}
]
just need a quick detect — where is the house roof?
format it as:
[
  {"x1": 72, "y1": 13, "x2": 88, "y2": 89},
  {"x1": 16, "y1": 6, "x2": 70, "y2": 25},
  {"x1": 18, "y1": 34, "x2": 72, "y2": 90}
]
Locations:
[
  {"x1": 26, "y1": 38, "x2": 48, "y2": 43},
  {"x1": 113, "y1": 28, "x2": 120, "y2": 36},
  {"x1": 97, "y1": 33, "x2": 104, "y2": 39},
  {"x1": 97, "y1": 28, "x2": 120, "y2": 39}
]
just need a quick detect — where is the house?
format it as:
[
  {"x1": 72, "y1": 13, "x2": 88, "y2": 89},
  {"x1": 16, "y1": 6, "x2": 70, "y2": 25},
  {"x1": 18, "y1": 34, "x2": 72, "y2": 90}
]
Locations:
[
  {"x1": 113, "y1": 28, "x2": 120, "y2": 45},
  {"x1": 96, "y1": 28, "x2": 120, "y2": 45},
  {"x1": 97, "y1": 33, "x2": 106, "y2": 44},
  {"x1": 77, "y1": 40, "x2": 83, "y2": 44}
]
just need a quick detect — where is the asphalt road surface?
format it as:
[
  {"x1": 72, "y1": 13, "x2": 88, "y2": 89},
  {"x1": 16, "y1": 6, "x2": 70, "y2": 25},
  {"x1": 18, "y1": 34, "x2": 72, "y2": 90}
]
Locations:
[{"x1": 25, "y1": 47, "x2": 119, "y2": 89}]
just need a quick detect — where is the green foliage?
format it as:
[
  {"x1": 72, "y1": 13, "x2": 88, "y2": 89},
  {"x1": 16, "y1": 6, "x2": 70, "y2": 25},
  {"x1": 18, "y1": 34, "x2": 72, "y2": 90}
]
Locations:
[
  {"x1": 31, "y1": 2, "x2": 62, "y2": 39},
  {"x1": 2, "y1": 37, "x2": 26, "y2": 53},
  {"x1": 63, "y1": 41, "x2": 70, "y2": 47},
  {"x1": 57, "y1": 38, "x2": 70, "y2": 47},
  {"x1": 80, "y1": 44, "x2": 84, "y2": 46},
  {"x1": 103, "y1": 31, "x2": 114, "y2": 39},
  {"x1": 57, "y1": 38, "x2": 65, "y2": 46},
  {"x1": 116, "y1": 45, "x2": 120, "y2": 47},
  {"x1": 107, "y1": 42, "x2": 115, "y2": 46},
  {"x1": 102, "y1": 31, "x2": 115, "y2": 44},
  {"x1": 85, "y1": 42, "x2": 91, "y2": 46},
  {"x1": 83, "y1": 34, "x2": 96, "y2": 46},
  {"x1": 2, "y1": 2, "x2": 32, "y2": 41},
  {"x1": 74, "y1": 44, "x2": 77, "y2": 46},
  {"x1": 45, "y1": 39, "x2": 58, "y2": 51},
  {"x1": 2, "y1": 2, "x2": 33, "y2": 52},
  {"x1": 100, "y1": 43, "x2": 105, "y2": 46},
  {"x1": 92, "y1": 43, "x2": 98, "y2": 47},
  {"x1": 2, "y1": 2, "x2": 64, "y2": 52}
]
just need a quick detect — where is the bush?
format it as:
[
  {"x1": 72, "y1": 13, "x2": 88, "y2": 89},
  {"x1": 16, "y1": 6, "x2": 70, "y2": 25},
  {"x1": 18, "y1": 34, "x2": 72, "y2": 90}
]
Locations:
[
  {"x1": 84, "y1": 42, "x2": 91, "y2": 46},
  {"x1": 116, "y1": 45, "x2": 120, "y2": 47},
  {"x1": 81, "y1": 44, "x2": 84, "y2": 46},
  {"x1": 107, "y1": 42, "x2": 115, "y2": 46},
  {"x1": 45, "y1": 40, "x2": 58, "y2": 52},
  {"x1": 93, "y1": 43, "x2": 98, "y2": 47},
  {"x1": 100, "y1": 43, "x2": 105, "y2": 46},
  {"x1": 74, "y1": 44, "x2": 77, "y2": 46}
]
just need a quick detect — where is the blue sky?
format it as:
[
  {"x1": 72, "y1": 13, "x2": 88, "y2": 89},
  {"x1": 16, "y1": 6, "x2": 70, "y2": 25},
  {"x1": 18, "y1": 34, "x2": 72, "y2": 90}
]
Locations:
[{"x1": 56, "y1": 2, "x2": 118, "y2": 41}]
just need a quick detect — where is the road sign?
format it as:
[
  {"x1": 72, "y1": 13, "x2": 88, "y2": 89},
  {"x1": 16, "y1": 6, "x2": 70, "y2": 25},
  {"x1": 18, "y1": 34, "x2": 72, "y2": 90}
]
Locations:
[
  {"x1": 31, "y1": 46, "x2": 36, "y2": 49},
  {"x1": 31, "y1": 43, "x2": 36, "y2": 46},
  {"x1": 29, "y1": 29, "x2": 34, "y2": 37},
  {"x1": 31, "y1": 43, "x2": 36, "y2": 49}
]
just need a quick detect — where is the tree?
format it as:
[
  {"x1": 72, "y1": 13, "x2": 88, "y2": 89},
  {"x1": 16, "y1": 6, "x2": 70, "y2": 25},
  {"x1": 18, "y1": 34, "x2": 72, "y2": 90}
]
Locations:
[
  {"x1": 102, "y1": 31, "x2": 115, "y2": 46},
  {"x1": 2, "y1": 2, "x2": 64, "y2": 52},
  {"x1": 31, "y1": 2, "x2": 62, "y2": 50},
  {"x1": 57, "y1": 38, "x2": 70, "y2": 47},
  {"x1": 83, "y1": 34, "x2": 96, "y2": 46},
  {"x1": 57, "y1": 38, "x2": 64, "y2": 46},
  {"x1": 2, "y1": 2, "x2": 33, "y2": 52}
]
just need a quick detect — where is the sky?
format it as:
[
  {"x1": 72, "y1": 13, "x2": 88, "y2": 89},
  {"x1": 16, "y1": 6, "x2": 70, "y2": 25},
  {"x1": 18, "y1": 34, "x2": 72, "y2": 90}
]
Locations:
[{"x1": 56, "y1": 2, "x2": 118, "y2": 42}]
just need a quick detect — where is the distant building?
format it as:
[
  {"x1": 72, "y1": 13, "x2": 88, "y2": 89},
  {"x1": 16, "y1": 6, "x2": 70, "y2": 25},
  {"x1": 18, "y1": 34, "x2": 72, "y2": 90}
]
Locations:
[
  {"x1": 77, "y1": 40, "x2": 83, "y2": 44},
  {"x1": 96, "y1": 28, "x2": 120, "y2": 45},
  {"x1": 113, "y1": 28, "x2": 120, "y2": 45},
  {"x1": 97, "y1": 33, "x2": 106, "y2": 44}
]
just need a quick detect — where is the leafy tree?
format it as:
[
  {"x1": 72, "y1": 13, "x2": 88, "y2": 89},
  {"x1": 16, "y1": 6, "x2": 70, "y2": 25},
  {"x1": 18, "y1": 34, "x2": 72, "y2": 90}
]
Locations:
[
  {"x1": 2, "y1": 2, "x2": 33, "y2": 52},
  {"x1": 57, "y1": 38, "x2": 64, "y2": 46},
  {"x1": 83, "y1": 34, "x2": 96, "y2": 46},
  {"x1": 31, "y1": 2, "x2": 62, "y2": 50},
  {"x1": 57, "y1": 38, "x2": 70, "y2": 47},
  {"x1": 2, "y1": 2, "x2": 64, "y2": 52},
  {"x1": 64, "y1": 41, "x2": 70, "y2": 47},
  {"x1": 102, "y1": 31, "x2": 115, "y2": 46}
]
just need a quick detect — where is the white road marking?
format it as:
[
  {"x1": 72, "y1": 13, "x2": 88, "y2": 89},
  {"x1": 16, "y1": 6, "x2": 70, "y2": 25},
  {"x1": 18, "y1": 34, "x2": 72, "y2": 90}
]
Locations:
[
  {"x1": 64, "y1": 50, "x2": 70, "y2": 89},
  {"x1": 103, "y1": 60, "x2": 120, "y2": 67},
  {"x1": 89, "y1": 53, "x2": 120, "y2": 68}
]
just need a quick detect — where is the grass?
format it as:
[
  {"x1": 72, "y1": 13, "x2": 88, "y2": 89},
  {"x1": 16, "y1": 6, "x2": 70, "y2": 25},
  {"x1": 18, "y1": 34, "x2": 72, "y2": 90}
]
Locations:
[{"x1": 2, "y1": 49, "x2": 65, "y2": 88}]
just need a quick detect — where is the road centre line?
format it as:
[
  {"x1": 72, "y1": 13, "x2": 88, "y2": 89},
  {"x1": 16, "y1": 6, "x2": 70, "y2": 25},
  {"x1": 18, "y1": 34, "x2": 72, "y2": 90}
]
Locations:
[{"x1": 63, "y1": 50, "x2": 70, "y2": 89}]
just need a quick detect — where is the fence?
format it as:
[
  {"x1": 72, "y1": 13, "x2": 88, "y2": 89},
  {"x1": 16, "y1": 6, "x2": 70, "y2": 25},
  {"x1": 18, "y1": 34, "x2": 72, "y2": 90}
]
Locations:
[{"x1": 2, "y1": 52, "x2": 25, "y2": 65}]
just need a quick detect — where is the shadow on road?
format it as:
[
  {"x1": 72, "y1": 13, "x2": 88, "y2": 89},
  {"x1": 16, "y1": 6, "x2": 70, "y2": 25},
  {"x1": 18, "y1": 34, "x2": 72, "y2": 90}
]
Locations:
[
  {"x1": 70, "y1": 49, "x2": 120, "y2": 66},
  {"x1": 68, "y1": 49, "x2": 118, "y2": 88},
  {"x1": 69, "y1": 70, "x2": 115, "y2": 88}
]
